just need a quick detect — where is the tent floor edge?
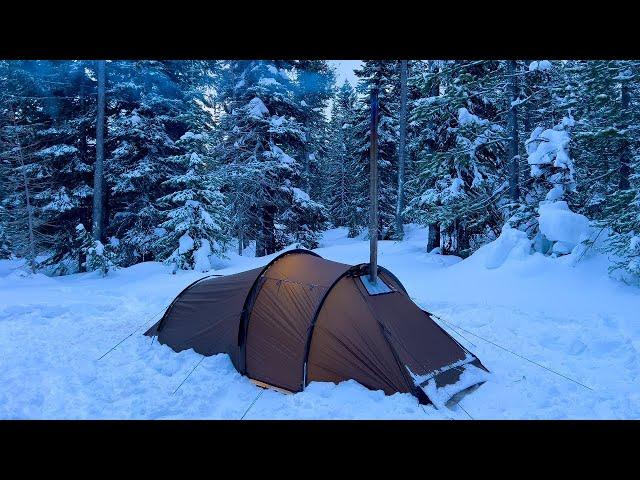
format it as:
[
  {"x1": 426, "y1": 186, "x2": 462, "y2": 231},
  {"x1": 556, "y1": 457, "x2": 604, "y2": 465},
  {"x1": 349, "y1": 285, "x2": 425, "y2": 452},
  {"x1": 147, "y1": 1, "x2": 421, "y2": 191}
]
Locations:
[{"x1": 250, "y1": 378, "x2": 295, "y2": 395}]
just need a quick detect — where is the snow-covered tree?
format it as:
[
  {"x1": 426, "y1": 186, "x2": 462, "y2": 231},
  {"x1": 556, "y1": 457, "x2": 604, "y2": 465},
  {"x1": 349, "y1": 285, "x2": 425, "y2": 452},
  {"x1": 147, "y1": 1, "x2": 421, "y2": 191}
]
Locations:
[
  {"x1": 324, "y1": 80, "x2": 364, "y2": 236},
  {"x1": 156, "y1": 132, "x2": 229, "y2": 272},
  {"x1": 212, "y1": 60, "x2": 326, "y2": 256},
  {"x1": 72, "y1": 223, "x2": 117, "y2": 276},
  {"x1": 352, "y1": 60, "x2": 400, "y2": 240},
  {"x1": 407, "y1": 60, "x2": 505, "y2": 256}
]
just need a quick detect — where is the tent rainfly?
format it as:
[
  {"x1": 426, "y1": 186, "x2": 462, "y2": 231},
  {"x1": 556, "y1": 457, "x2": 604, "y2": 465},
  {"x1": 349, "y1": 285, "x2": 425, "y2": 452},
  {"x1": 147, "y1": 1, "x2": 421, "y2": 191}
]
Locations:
[{"x1": 145, "y1": 249, "x2": 488, "y2": 405}]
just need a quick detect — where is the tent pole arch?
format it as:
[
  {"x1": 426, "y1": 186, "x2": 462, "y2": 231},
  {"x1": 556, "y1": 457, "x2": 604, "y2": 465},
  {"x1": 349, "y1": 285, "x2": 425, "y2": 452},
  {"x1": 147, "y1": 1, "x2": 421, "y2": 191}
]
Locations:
[
  {"x1": 236, "y1": 248, "x2": 322, "y2": 374},
  {"x1": 300, "y1": 263, "x2": 410, "y2": 389}
]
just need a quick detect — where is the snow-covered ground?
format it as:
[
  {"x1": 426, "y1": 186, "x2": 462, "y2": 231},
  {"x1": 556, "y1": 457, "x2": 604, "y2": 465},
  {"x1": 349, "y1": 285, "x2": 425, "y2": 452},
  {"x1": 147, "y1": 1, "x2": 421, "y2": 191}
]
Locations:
[{"x1": 1, "y1": 225, "x2": 639, "y2": 419}]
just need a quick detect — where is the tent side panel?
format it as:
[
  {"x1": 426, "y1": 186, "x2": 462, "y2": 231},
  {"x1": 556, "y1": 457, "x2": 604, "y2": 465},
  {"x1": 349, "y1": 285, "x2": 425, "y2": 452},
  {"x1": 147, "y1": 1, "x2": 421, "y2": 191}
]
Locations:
[
  {"x1": 363, "y1": 288, "x2": 470, "y2": 378},
  {"x1": 146, "y1": 267, "x2": 262, "y2": 370},
  {"x1": 244, "y1": 254, "x2": 351, "y2": 392},
  {"x1": 306, "y1": 277, "x2": 414, "y2": 395},
  {"x1": 245, "y1": 279, "x2": 326, "y2": 392}
]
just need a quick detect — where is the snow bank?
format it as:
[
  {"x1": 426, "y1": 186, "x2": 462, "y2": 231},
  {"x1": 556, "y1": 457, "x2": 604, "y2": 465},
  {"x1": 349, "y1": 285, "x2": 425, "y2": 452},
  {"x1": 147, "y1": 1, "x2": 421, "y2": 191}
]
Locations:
[{"x1": 482, "y1": 226, "x2": 532, "y2": 269}]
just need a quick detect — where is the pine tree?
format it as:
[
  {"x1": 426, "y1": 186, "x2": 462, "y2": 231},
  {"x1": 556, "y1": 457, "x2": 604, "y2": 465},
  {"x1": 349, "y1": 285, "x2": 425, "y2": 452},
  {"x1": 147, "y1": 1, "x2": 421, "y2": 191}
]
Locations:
[
  {"x1": 324, "y1": 80, "x2": 364, "y2": 236},
  {"x1": 156, "y1": 131, "x2": 229, "y2": 272},
  {"x1": 213, "y1": 60, "x2": 327, "y2": 256},
  {"x1": 353, "y1": 60, "x2": 400, "y2": 240},
  {"x1": 105, "y1": 60, "x2": 184, "y2": 266},
  {"x1": 407, "y1": 60, "x2": 505, "y2": 257}
]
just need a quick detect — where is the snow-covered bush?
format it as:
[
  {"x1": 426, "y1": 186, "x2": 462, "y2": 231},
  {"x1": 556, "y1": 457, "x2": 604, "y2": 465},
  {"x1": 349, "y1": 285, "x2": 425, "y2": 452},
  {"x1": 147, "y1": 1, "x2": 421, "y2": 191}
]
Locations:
[
  {"x1": 161, "y1": 200, "x2": 225, "y2": 273},
  {"x1": 75, "y1": 224, "x2": 118, "y2": 276}
]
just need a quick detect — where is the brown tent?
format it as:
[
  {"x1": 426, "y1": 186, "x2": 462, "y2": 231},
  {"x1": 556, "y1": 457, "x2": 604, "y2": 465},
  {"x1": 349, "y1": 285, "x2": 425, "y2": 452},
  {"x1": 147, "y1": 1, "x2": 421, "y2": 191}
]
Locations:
[{"x1": 145, "y1": 249, "x2": 487, "y2": 405}]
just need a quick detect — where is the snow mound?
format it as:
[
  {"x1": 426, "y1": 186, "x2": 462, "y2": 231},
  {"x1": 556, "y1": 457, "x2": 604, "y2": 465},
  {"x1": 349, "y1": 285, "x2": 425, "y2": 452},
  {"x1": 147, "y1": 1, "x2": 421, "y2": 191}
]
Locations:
[
  {"x1": 538, "y1": 201, "x2": 590, "y2": 250},
  {"x1": 482, "y1": 226, "x2": 532, "y2": 269},
  {"x1": 193, "y1": 239, "x2": 212, "y2": 273}
]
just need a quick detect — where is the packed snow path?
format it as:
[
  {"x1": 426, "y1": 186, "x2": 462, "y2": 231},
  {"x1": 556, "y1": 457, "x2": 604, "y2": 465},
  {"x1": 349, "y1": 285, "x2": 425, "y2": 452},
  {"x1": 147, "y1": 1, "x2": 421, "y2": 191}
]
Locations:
[{"x1": 1, "y1": 226, "x2": 639, "y2": 419}]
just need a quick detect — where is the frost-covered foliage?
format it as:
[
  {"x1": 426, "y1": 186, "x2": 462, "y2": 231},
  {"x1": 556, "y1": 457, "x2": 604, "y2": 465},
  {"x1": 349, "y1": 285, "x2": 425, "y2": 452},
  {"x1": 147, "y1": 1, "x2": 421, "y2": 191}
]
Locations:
[
  {"x1": 0, "y1": 223, "x2": 11, "y2": 259},
  {"x1": 407, "y1": 60, "x2": 506, "y2": 257},
  {"x1": 351, "y1": 61, "x2": 401, "y2": 240},
  {"x1": 211, "y1": 60, "x2": 331, "y2": 257},
  {"x1": 2, "y1": 59, "x2": 640, "y2": 285},
  {"x1": 324, "y1": 80, "x2": 364, "y2": 237},
  {"x1": 526, "y1": 117, "x2": 576, "y2": 203},
  {"x1": 74, "y1": 224, "x2": 118, "y2": 276},
  {"x1": 152, "y1": 64, "x2": 231, "y2": 272},
  {"x1": 277, "y1": 187, "x2": 328, "y2": 249},
  {"x1": 0, "y1": 61, "x2": 95, "y2": 272}
]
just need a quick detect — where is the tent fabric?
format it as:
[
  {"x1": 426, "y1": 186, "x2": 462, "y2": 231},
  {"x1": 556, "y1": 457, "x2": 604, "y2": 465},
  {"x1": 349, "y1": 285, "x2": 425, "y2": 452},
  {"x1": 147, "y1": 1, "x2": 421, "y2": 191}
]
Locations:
[
  {"x1": 145, "y1": 266, "x2": 263, "y2": 370},
  {"x1": 145, "y1": 249, "x2": 486, "y2": 405}
]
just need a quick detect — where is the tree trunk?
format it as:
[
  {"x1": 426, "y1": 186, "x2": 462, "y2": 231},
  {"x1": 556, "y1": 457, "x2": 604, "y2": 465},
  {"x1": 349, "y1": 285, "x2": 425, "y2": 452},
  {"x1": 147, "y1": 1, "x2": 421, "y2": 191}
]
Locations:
[
  {"x1": 78, "y1": 74, "x2": 88, "y2": 272},
  {"x1": 619, "y1": 81, "x2": 631, "y2": 190},
  {"x1": 427, "y1": 60, "x2": 441, "y2": 252},
  {"x1": 92, "y1": 60, "x2": 106, "y2": 242},
  {"x1": 394, "y1": 60, "x2": 408, "y2": 240},
  {"x1": 427, "y1": 223, "x2": 440, "y2": 252},
  {"x1": 456, "y1": 219, "x2": 470, "y2": 258},
  {"x1": 15, "y1": 132, "x2": 36, "y2": 272},
  {"x1": 507, "y1": 60, "x2": 520, "y2": 201},
  {"x1": 238, "y1": 221, "x2": 244, "y2": 256},
  {"x1": 256, "y1": 201, "x2": 276, "y2": 257}
]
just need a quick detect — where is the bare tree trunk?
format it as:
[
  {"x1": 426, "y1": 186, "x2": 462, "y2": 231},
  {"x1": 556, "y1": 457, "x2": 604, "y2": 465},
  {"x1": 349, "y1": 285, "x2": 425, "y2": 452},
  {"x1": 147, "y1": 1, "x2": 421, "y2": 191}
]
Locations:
[
  {"x1": 507, "y1": 60, "x2": 520, "y2": 201},
  {"x1": 13, "y1": 126, "x2": 36, "y2": 272},
  {"x1": 427, "y1": 60, "x2": 440, "y2": 250},
  {"x1": 394, "y1": 60, "x2": 408, "y2": 239},
  {"x1": 619, "y1": 81, "x2": 631, "y2": 190},
  {"x1": 238, "y1": 220, "x2": 244, "y2": 256},
  {"x1": 256, "y1": 199, "x2": 276, "y2": 257},
  {"x1": 456, "y1": 219, "x2": 470, "y2": 258},
  {"x1": 9, "y1": 111, "x2": 36, "y2": 272},
  {"x1": 78, "y1": 71, "x2": 88, "y2": 272},
  {"x1": 92, "y1": 60, "x2": 106, "y2": 242}
]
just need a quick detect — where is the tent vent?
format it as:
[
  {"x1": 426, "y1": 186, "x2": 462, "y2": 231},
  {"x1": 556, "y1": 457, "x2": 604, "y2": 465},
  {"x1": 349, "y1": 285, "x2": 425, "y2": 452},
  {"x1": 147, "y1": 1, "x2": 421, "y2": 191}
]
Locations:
[{"x1": 360, "y1": 275, "x2": 392, "y2": 296}]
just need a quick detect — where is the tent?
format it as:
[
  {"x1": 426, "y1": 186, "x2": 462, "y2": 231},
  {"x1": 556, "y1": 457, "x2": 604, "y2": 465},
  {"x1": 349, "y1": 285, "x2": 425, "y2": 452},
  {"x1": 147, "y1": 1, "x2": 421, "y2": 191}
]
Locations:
[{"x1": 145, "y1": 249, "x2": 487, "y2": 405}]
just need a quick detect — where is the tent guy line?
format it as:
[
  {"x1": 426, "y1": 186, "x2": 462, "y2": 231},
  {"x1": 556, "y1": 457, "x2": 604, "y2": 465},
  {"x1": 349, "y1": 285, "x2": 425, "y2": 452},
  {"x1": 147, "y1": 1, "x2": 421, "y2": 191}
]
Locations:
[
  {"x1": 239, "y1": 388, "x2": 265, "y2": 420},
  {"x1": 171, "y1": 355, "x2": 206, "y2": 395},
  {"x1": 430, "y1": 313, "x2": 594, "y2": 392},
  {"x1": 96, "y1": 301, "x2": 174, "y2": 361}
]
